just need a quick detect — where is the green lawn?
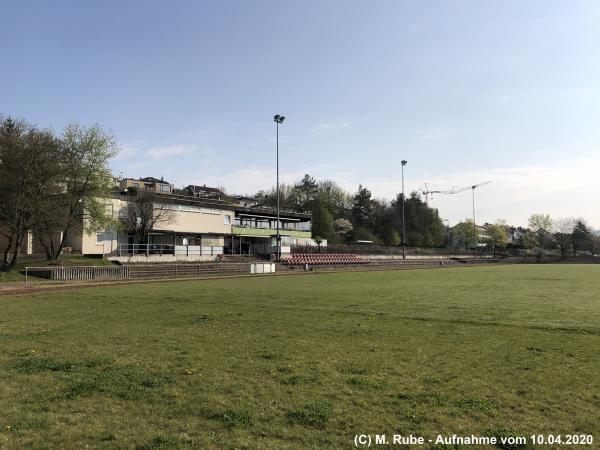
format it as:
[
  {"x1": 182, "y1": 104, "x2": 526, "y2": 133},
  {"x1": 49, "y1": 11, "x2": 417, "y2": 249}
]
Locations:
[{"x1": 0, "y1": 265, "x2": 599, "y2": 449}]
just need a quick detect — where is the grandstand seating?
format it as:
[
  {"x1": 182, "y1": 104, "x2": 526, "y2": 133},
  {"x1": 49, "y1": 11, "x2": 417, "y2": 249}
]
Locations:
[{"x1": 281, "y1": 253, "x2": 369, "y2": 266}]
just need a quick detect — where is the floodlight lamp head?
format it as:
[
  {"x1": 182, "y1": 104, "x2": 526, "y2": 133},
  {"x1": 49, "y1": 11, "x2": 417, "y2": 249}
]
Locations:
[
  {"x1": 274, "y1": 114, "x2": 285, "y2": 123},
  {"x1": 401, "y1": 160, "x2": 407, "y2": 166}
]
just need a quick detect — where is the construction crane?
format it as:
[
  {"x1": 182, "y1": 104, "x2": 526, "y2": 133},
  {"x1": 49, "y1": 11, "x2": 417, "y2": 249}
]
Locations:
[
  {"x1": 419, "y1": 182, "x2": 457, "y2": 206},
  {"x1": 452, "y1": 181, "x2": 493, "y2": 256}
]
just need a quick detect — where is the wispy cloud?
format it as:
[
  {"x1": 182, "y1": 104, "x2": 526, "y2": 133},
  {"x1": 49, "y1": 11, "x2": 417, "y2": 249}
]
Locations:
[
  {"x1": 415, "y1": 126, "x2": 456, "y2": 140},
  {"x1": 112, "y1": 144, "x2": 140, "y2": 161},
  {"x1": 325, "y1": 158, "x2": 600, "y2": 228},
  {"x1": 145, "y1": 145, "x2": 195, "y2": 160},
  {"x1": 112, "y1": 143, "x2": 197, "y2": 161},
  {"x1": 312, "y1": 121, "x2": 351, "y2": 133}
]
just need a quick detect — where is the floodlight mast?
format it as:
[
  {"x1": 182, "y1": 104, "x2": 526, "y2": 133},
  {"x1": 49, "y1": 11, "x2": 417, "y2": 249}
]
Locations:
[
  {"x1": 401, "y1": 160, "x2": 407, "y2": 260},
  {"x1": 274, "y1": 114, "x2": 285, "y2": 261}
]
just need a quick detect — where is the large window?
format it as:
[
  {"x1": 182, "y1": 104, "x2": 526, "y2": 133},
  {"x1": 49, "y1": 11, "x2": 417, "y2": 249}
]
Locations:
[
  {"x1": 160, "y1": 184, "x2": 171, "y2": 192},
  {"x1": 224, "y1": 215, "x2": 231, "y2": 225}
]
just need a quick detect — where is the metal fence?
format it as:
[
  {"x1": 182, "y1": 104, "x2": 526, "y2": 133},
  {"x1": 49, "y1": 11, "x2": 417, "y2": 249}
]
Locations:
[
  {"x1": 280, "y1": 257, "x2": 501, "y2": 273},
  {"x1": 25, "y1": 265, "x2": 130, "y2": 283},
  {"x1": 23, "y1": 262, "x2": 272, "y2": 284},
  {"x1": 291, "y1": 243, "x2": 494, "y2": 257},
  {"x1": 126, "y1": 263, "x2": 254, "y2": 279},
  {"x1": 23, "y1": 256, "x2": 505, "y2": 286}
]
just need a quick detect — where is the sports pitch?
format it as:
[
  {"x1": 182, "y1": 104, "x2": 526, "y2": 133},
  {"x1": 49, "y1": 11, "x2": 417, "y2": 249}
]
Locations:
[{"x1": 1, "y1": 265, "x2": 599, "y2": 449}]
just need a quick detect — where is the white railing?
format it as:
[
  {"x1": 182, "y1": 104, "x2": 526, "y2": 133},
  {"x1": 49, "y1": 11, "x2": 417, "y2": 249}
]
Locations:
[
  {"x1": 116, "y1": 244, "x2": 224, "y2": 257},
  {"x1": 25, "y1": 265, "x2": 130, "y2": 284}
]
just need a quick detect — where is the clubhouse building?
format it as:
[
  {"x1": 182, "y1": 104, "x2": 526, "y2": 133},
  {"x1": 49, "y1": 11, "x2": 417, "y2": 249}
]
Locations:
[{"x1": 63, "y1": 176, "x2": 318, "y2": 262}]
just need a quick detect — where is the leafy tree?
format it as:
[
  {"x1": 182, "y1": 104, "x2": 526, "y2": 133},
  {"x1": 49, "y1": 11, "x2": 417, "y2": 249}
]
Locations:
[
  {"x1": 519, "y1": 230, "x2": 538, "y2": 261},
  {"x1": 351, "y1": 226, "x2": 379, "y2": 244},
  {"x1": 485, "y1": 222, "x2": 508, "y2": 255},
  {"x1": 528, "y1": 213, "x2": 553, "y2": 250},
  {"x1": 372, "y1": 201, "x2": 400, "y2": 245},
  {"x1": 352, "y1": 185, "x2": 373, "y2": 230},
  {"x1": 310, "y1": 200, "x2": 337, "y2": 243},
  {"x1": 292, "y1": 174, "x2": 318, "y2": 212},
  {"x1": 381, "y1": 228, "x2": 401, "y2": 246},
  {"x1": 590, "y1": 232, "x2": 600, "y2": 256},
  {"x1": 571, "y1": 219, "x2": 592, "y2": 256},
  {"x1": 452, "y1": 219, "x2": 476, "y2": 252},
  {"x1": 393, "y1": 192, "x2": 445, "y2": 247},
  {"x1": 334, "y1": 218, "x2": 353, "y2": 241},
  {"x1": 35, "y1": 123, "x2": 118, "y2": 261}
]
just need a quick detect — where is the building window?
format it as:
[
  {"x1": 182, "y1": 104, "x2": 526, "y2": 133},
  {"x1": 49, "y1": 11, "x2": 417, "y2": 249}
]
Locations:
[
  {"x1": 160, "y1": 184, "x2": 170, "y2": 192},
  {"x1": 224, "y1": 215, "x2": 231, "y2": 225}
]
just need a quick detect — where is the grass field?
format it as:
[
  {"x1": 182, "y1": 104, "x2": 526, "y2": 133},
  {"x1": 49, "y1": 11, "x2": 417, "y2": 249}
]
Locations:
[{"x1": 1, "y1": 265, "x2": 599, "y2": 449}]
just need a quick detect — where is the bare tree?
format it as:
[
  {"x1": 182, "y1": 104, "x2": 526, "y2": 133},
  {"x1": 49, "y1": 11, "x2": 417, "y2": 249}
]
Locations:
[
  {"x1": 553, "y1": 217, "x2": 576, "y2": 258},
  {"x1": 0, "y1": 118, "x2": 61, "y2": 269},
  {"x1": 120, "y1": 192, "x2": 174, "y2": 245}
]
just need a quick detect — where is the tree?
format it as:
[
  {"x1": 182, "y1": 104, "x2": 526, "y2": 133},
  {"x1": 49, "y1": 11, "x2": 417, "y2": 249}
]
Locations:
[
  {"x1": 485, "y1": 222, "x2": 508, "y2": 255},
  {"x1": 334, "y1": 218, "x2": 353, "y2": 241},
  {"x1": 552, "y1": 217, "x2": 576, "y2": 258},
  {"x1": 255, "y1": 182, "x2": 296, "y2": 210},
  {"x1": 590, "y1": 232, "x2": 600, "y2": 256},
  {"x1": 528, "y1": 213, "x2": 553, "y2": 250},
  {"x1": 351, "y1": 226, "x2": 379, "y2": 244},
  {"x1": 292, "y1": 174, "x2": 318, "y2": 212},
  {"x1": 381, "y1": 228, "x2": 401, "y2": 246},
  {"x1": 519, "y1": 230, "x2": 538, "y2": 262},
  {"x1": 572, "y1": 219, "x2": 592, "y2": 256},
  {"x1": 119, "y1": 192, "x2": 174, "y2": 244},
  {"x1": 393, "y1": 192, "x2": 445, "y2": 247},
  {"x1": 352, "y1": 185, "x2": 373, "y2": 230},
  {"x1": 315, "y1": 180, "x2": 353, "y2": 217},
  {"x1": 34, "y1": 123, "x2": 118, "y2": 261},
  {"x1": 453, "y1": 219, "x2": 476, "y2": 252},
  {"x1": 0, "y1": 118, "x2": 61, "y2": 269},
  {"x1": 372, "y1": 201, "x2": 400, "y2": 246},
  {"x1": 310, "y1": 200, "x2": 337, "y2": 243}
]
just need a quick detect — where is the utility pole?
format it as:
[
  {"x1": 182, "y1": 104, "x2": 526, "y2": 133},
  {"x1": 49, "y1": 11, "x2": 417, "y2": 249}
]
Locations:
[{"x1": 445, "y1": 219, "x2": 450, "y2": 253}]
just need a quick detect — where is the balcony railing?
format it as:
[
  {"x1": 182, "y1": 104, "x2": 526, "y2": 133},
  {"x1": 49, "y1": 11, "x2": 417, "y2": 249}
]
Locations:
[
  {"x1": 116, "y1": 244, "x2": 224, "y2": 257},
  {"x1": 234, "y1": 222, "x2": 311, "y2": 232},
  {"x1": 232, "y1": 226, "x2": 311, "y2": 238}
]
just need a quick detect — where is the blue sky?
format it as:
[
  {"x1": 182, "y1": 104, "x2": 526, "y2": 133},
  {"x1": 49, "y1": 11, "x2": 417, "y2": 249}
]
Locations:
[{"x1": 2, "y1": 1, "x2": 599, "y2": 227}]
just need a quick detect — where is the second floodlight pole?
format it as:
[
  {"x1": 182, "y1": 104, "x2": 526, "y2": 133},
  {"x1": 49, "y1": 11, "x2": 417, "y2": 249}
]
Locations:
[
  {"x1": 401, "y1": 160, "x2": 407, "y2": 260},
  {"x1": 472, "y1": 186, "x2": 477, "y2": 257}
]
